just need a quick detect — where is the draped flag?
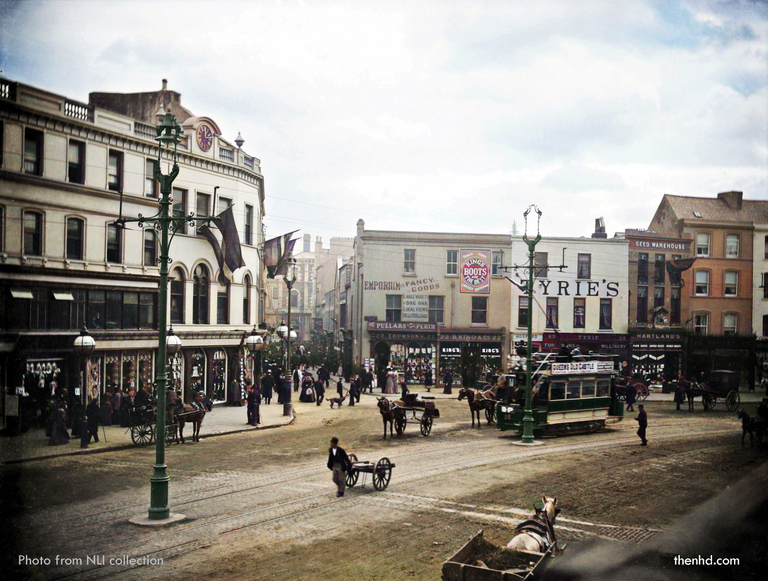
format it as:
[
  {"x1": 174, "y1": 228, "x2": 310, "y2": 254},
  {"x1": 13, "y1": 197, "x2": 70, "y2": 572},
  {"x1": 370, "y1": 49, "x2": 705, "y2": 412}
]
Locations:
[
  {"x1": 264, "y1": 230, "x2": 299, "y2": 279},
  {"x1": 666, "y1": 257, "x2": 697, "y2": 287},
  {"x1": 199, "y1": 205, "x2": 246, "y2": 285}
]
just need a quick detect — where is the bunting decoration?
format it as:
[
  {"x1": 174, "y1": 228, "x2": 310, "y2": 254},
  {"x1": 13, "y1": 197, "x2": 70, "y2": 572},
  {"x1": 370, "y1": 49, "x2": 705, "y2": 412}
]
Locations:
[
  {"x1": 264, "y1": 230, "x2": 299, "y2": 279},
  {"x1": 666, "y1": 257, "x2": 697, "y2": 287},
  {"x1": 199, "y1": 205, "x2": 246, "y2": 285}
]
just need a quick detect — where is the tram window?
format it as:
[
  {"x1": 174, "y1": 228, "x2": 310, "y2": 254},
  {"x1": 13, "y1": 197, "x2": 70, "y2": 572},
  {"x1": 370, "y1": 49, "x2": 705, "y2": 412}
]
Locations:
[
  {"x1": 550, "y1": 382, "x2": 566, "y2": 400},
  {"x1": 581, "y1": 381, "x2": 596, "y2": 397},
  {"x1": 566, "y1": 382, "x2": 581, "y2": 399},
  {"x1": 596, "y1": 380, "x2": 610, "y2": 397}
]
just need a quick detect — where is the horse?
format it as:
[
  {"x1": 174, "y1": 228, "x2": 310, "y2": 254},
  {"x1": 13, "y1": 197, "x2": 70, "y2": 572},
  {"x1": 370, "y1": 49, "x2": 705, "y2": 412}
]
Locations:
[
  {"x1": 377, "y1": 397, "x2": 398, "y2": 439},
  {"x1": 737, "y1": 409, "x2": 767, "y2": 446},
  {"x1": 685, "y1": 381, "x2": 699, "y2": 412},
  {"x1": 172, "y1": 404, "x2": 206, "y2": 444},
  {"x1": 458, "y1": 387, "x2": 495, "y2": 427},
  {"x1": 507, "y1": 496, "x2": 561, "y2": 554}
]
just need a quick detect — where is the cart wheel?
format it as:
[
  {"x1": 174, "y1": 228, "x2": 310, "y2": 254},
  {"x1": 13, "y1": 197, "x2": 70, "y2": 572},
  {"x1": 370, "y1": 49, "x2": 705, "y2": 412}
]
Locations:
[
  {"x1": 373, "y1": 457, "x2": 393, "y2": 491},
  {"x1": 420, "y1": 416, "x2": 433, "y2": 436},
  {"x1": 165, "y1": 425, "x2": 176, "y2": 445},
  {"x1": 345, "y1": 469, "x2": 359, "y2": 488},
  {"x1": 703, "y1": 394, "x2": 715, "y2": 411},
  {"x1": 485, "y1": 405, "x2": 496, "y2": 424},
  {"x1": 131, "y1": 424, "x2": 153, "y2": 445},
  {"x1": 395, "y1": 417, "x2": 406, "y2": 436},
  {"x1": 726, "y1": 390, "x2": 740, "y2": 412},
  {"x1": 638, "y1": 386, "x2": 649, "y2": 401}
]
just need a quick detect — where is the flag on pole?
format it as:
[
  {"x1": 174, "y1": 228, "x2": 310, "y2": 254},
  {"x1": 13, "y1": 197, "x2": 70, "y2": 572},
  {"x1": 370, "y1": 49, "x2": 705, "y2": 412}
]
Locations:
[
  {"x1": 199, "y1": 205, "x2": 246, "y2": 285},
  {"x1": 666, "y1": 257, "x2": 697, "y2": 287},
  {"x1": 264, "y1": 231, "x2": 299, "y2": 279}
]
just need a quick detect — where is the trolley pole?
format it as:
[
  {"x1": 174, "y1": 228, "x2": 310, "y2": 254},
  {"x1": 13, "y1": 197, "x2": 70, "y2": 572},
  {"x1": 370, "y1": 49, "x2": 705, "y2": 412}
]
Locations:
[{"x1": 521, "y1": 206, "x2": 542, "y2": 444}]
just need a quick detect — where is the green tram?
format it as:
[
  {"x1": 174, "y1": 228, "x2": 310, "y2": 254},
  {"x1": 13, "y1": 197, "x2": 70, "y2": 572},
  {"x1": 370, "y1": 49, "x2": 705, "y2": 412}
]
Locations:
[{"x1": 496, "y1": 358, "x2": 624, "y2": 436}]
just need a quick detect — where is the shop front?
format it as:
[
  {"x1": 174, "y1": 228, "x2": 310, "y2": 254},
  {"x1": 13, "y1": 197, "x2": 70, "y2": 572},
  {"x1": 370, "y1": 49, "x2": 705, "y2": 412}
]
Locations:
[
  {"x1": 437, "y1": 329, "x2": 505, "y2": 386},
  {"x1": 630, "y1": 331, "x2": 684, "y2": 382}
]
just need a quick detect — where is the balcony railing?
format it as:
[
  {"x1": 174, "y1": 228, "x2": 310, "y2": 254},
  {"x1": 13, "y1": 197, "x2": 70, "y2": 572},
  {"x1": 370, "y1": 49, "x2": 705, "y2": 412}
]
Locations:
[
  {"x1": 219, "y1": 147, "x2": 234, "y2": 162},
  {"x1": 134, "y1": 121, "x2": 156, "y2": 141},
  {"x1": 64, "y1": 100, "x2": 93, "y2": 122}
]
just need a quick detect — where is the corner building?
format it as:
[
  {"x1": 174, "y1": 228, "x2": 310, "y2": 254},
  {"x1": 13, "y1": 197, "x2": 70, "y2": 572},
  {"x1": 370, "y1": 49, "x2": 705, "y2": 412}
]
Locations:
[{"x1": 0, "y1": 77, "x2": 265, "y2": 428}]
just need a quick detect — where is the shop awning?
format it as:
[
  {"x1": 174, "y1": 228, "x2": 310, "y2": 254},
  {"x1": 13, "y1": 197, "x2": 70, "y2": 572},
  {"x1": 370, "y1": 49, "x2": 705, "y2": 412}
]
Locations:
[
  {"x1": 10, "y1": 290, "x2": 34, "y2": 299},
  {"x1": 52, "y1": 292, "x2": 74, "y2": 301}
]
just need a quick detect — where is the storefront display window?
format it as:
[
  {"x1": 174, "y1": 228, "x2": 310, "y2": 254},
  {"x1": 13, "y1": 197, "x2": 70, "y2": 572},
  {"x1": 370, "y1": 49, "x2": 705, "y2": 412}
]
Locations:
[
  {"x1": 139, "y1": 352, "x2": 153, "y2": 393},
  {"x1": 405, "y1": 343, "x2": 435, "y2": 384},
  {"x1": 190, "y1": 349, "x2": 206, "y2": 396},
  {"x1": 105, "y1": 354, "x2": 120, "y2": 393},
  {"x1": 122, "y1": 352, "x2": 137, "y2": 393},
  {"x1": 212, "y1": 349, "x2": 227, "y2": 401}
]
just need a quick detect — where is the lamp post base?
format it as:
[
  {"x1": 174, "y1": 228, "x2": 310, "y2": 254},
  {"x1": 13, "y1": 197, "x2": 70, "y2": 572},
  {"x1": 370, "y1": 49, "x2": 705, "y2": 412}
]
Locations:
[{"x1": 148, "y1": 464, "x2": 170, "y2": 520}]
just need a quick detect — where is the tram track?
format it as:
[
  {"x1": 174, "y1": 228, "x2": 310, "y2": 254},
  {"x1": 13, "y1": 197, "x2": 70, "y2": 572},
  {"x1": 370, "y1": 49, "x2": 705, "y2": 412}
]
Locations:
[{"x1": 30, "y1": 422, "x2": 735, "y2": 581}]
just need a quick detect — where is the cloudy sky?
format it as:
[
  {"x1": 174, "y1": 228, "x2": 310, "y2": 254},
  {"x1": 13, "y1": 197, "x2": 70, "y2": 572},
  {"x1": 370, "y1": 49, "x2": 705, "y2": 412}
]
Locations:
[{"x1": 2, "y1": 0, "x2": 766, "y2": 246}]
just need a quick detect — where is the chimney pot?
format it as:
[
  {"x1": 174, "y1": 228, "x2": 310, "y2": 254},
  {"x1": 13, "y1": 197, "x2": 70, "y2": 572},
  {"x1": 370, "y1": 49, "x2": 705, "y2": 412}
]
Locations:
[{"x1": 162, "y1": 79, "x2": 168, "y2": 90}]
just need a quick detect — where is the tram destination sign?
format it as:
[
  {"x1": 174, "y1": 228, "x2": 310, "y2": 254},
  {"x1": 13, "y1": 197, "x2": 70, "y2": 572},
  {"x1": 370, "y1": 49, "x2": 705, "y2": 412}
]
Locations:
[{"x1": 551, "y1": 361, "x2": 614, "y2": 375}]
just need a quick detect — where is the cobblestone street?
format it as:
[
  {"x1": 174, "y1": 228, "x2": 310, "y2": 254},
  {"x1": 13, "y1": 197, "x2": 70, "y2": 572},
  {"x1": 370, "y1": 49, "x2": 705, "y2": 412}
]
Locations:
[{"x1": 3, "y1": 394, "x2": 765, "y2": 581}]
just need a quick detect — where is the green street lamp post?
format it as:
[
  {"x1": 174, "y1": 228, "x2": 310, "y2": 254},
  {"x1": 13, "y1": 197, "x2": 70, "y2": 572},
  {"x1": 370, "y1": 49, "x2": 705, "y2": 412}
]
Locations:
[
  {"x1": 277, "y1": 256, "x2": 297, "y2": 417},
  {"x1": 117, "y1": 110, "x2": 214, "y2": 520},
  {"x1": 521, "y1": 205, "x2": 542, "y2": 444}
]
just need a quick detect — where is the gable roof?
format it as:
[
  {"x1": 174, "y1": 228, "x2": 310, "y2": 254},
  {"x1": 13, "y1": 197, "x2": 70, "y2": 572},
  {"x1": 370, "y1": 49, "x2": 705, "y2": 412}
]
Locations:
[{"x1": 662, "y1": 194, "x2": 768, "y2": 224}]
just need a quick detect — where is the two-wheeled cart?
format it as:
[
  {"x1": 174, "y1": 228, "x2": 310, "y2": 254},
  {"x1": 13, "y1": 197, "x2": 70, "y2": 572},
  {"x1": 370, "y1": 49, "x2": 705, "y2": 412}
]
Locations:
[
  {"x1": 395, "y1": 393, "x2": 440, "y2": 436},
  {"x1": 345, "y1": 454, "x2": 396, "y2": 491}
]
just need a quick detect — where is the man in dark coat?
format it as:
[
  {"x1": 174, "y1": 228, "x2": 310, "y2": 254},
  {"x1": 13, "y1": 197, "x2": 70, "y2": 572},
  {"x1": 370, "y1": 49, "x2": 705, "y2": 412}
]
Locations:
[
  {"x1": 625, "y1": 382, "x2": 636, "y2": 412},
  {"x1": 348, "y1": 376, "x2": 357, "y2": 406},
  {"x1": 337, "y1": 378, "x2": 344, "y2": 398},
  {"x1": 674, "y1": 374, "x2": 688, "y2": 411},
  {"x1": 86, "y1": 398, "x2": 101, "y2": 443},
  {"x1": 424, "y1": 368, "x2": 433, "y2": 392},
  {"x1": 327, "y1": 437, "x2": 352, "y2": 497},
  {"x1": 443, "y1": 370, "x2": 453, "y2": 395},
  {"x1": 636, "y1": 404, "x2": 648, "y2": 446},
  {"x1": 361, "y1": 370, "x2": 371, "y2": 394},
  {"x1": 315, "y1": 377, "x2": 325, "y2": 406},
  {"x1": 134, "y1": 385, "x2": 150, "y2": 409},
  {"x1": 261, "y1": 372, "x2": 274, "y2": 405},
  {"x1": 246, "y1": 385, "x2": 256, "y2": 425}
]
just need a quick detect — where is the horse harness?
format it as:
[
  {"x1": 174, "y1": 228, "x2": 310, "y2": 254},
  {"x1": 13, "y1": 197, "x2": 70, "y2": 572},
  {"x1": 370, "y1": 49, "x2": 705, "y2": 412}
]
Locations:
[{"x1": 515, "y1": 514, "x2": 556, "y2": 552}]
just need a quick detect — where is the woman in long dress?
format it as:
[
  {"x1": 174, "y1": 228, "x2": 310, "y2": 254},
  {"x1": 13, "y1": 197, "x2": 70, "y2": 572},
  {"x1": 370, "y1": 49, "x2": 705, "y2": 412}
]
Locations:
[
  {"x1": 385, "y1": 371, "x2": 397, "y2": 394},
  {"x1": 299, "y1": 373, "x2": 315, "y2": 402}
]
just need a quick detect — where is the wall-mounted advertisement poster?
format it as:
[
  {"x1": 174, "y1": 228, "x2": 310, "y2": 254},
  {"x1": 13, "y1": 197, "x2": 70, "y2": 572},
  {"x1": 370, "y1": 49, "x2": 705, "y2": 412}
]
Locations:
[
  {"x1": 402, "y1": 294, "x2": 429, "y2": 321},
  {"x1": 460, "y1": 249, "x2": 491, "y2": 294}
]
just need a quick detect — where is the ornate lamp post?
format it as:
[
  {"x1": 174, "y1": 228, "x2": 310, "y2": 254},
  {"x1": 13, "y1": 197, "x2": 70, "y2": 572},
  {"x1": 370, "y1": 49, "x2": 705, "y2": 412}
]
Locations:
[
  {"x1": 245, "y1": 324, "x2": 265, "y2": 383},
  {"x1": 278, "y1": 256, "x2": 297, "y2": 416},
  {"x1": 521, "y1": 205, "x2": 542, "y2": 444},
  {"x1": 117, "y1": 111, "x2": 214, "y2": 521},
  {"x1": 73, "y1": 323, "x2": 96, "y2": 406}
]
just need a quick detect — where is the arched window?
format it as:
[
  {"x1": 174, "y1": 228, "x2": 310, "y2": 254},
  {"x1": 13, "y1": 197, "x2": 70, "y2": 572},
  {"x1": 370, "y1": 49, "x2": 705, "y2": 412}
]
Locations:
[
  {"x1": 170, "y1": 268, "x2": 185, "y2": 324},
  {"x1": 216, "y1": 281, "x2": 229, "y2": 324},
  {"x1": 66, "y1": 217, "x2": 84, "y2": 260},
  {"x1": 243, "y1": 275, "x2": 251, "y2": 324},
  {"x1": 193, "y1": 264, "x2": 210, "y2": 324},
  {"x1": 290, "y1": 289, "x2": 300, "y2": 309},
  {"x1": 23, "y1": 210, "x2": 43, "y2": 256}
]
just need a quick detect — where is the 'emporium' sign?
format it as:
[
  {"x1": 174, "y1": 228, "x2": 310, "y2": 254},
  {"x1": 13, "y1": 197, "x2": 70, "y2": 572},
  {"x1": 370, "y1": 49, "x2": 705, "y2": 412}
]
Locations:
[{"x1": 460, "y1": 249, "x2": 491, "y2": 294}]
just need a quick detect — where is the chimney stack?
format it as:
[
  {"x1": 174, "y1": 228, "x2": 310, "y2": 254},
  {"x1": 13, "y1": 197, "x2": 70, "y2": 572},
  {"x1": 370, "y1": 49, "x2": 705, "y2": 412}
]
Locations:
[
  {"x1": 592, "y1": 217, "x2": 607, "y2": 239},
  {"x1": 717, "y1": 191, "x2": 743, "y2": 210},
  {"x1": 162, "y1": 79, "x2": 168, "y2": 90},
  {"x1": 315, "y1": 236, "x2": 323, "y2": 254}
]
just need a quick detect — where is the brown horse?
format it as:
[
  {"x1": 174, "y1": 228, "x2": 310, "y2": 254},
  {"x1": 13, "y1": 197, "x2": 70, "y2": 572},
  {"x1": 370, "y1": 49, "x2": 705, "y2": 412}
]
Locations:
[
  {"x1": 458, "y1": 387, "x2": 496, "y2": 427},
  {"x1": 377, "y1": 397, "x2": 398, "y2": 439},
  {"x1": 173, "y1": 404, "x2": 206, "y2": 443}
]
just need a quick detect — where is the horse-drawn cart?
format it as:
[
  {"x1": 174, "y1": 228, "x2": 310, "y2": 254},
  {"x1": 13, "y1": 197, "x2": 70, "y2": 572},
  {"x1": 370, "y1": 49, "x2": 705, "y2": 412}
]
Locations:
[
  {"x1": 344, "y1": 454, "x2": 395, "y2": 491},
  {"x1": 126, "y1": 406, "x2": 176, "y2": 445},
  {"x1": 396, "y1": 393, "x2": 440, "y2": 436}
]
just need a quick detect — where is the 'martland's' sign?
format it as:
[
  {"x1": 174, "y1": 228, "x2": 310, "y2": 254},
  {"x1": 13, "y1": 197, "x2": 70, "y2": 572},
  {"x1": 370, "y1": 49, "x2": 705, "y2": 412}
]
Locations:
[{"x1": 551, "y1": 361, "x2": 614, "y2": 375}]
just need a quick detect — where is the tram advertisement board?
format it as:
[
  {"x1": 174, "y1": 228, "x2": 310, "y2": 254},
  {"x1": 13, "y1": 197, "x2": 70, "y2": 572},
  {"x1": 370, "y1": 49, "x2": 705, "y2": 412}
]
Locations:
[
  {"x1": 460, "y1": 249, "x2": 491, "y2": 294},
  {"x1": 551, "y1": 361, "x2": 614, "y2": 375}
]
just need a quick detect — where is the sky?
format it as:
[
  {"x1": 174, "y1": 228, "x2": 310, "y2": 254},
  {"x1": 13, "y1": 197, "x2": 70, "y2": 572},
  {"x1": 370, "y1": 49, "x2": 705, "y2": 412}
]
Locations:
[{"x1": 1, "y1": 0, "x2": 766, "y2": 247}]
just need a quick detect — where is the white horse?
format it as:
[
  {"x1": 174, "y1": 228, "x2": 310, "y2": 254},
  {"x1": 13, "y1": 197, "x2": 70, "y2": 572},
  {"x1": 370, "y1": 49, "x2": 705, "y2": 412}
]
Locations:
[{"x1": 507, "y1": 496, "x2": 560, "y2": 553}]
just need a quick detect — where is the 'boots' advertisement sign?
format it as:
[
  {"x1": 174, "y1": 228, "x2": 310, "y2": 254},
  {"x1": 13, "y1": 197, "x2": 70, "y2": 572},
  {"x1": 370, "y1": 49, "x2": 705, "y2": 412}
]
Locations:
[{"x1": 460, "y1": 249, "x2": 491, "y2": 294}]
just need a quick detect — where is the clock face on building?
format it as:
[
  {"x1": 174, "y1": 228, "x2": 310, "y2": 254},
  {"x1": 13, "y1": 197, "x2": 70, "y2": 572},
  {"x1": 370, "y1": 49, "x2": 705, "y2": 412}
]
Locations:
[{"x1": 196, "y1": 124, "x2": 213, "y2": 152}]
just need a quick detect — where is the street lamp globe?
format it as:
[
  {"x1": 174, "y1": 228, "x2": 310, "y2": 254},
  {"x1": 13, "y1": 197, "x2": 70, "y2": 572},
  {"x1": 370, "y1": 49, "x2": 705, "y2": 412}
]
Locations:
[
  {"x1": 289, "y1": 330, "x2": 297, "y2": 340},
  {"x1": 73, "y1": 325, "x2": 96, "y2": 357},
  {"x1": 245, "y1": 326, "x2": 264, "y2": 353},
  {"x1": 277, "y1": 321, "x2": 288, "y2": 337},
  {"x1": 166, "y1": 327, "x2": 182, "y2": 355}
]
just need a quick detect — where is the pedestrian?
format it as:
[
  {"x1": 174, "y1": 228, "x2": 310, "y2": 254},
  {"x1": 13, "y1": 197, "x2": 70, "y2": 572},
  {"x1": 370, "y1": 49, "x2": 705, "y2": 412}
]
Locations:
[
  {"x1": 86, "y1": 397, "x2": 101, "y2": 444},
  {"x1": 361, "y1": 370, "x2": 371, "y2": 394},
  {"x1": 111, "y1": 389, "x2": 121, "y2": 425},
  {"x1": 100, "y1": 391, "x2": 113, "y2": 426},
  {"x1": 636, "y1": 404, "x2": 648, "y2": 446},
  {"x1": 424, "y1": 368, "x2": 433, "y2": 392},
  {"x1": 443, "y1": 369, "x2": 453, "y2": 395},
  {"x1": 327, "y1": 436, "x2": 352, "y2": 498},
  {"x1": 261, "y1": 372, "x2": 274, "y2": 405},
  {"x1": 400, "y1": 381, "x2": 410, "y2": 400},
  {"x1": 250, "y1": 385, "x2": 261, "y2": 426},
  {"x1": 674, "y1": 374, "x2": 688, "y2": 411},
  {"x1": 348, "y1": 376, "x2": 356, "y2": 406},
  {"x1": 337, "y1": 378, "x2": 344, "y2": 399},
  {"x1": 315, "y1": 377, "x2": 325, "y2": 406},
  {"x1": 353, "y1": 374, "x2": 361, "y2": 403},
  {"x1": 246, "y1": 384, "x2": 256, "y2": 425},
  {"x1": 625, "y1": 381, "x2": 636, "y2": 412},
  {"x1": 49, "y1": 404, "x2": 70, "y2": 446}
]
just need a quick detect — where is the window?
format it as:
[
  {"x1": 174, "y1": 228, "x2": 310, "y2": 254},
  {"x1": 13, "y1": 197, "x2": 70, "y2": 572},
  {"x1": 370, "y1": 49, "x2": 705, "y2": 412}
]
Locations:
[
  {"x1": 637, "y1": 287, "x2": 648, "y2": 325},
  {"x1": 724, "y1": 271, "x2": 738, "y2": 296},
  {"x1": 725, "y1": 234, "x2": 739, "y2": 259},
  {"x1": 599, "y1": 298, "x2": 612, "y2": 330},
  {"x1": 653, "y1": 287, "x2": 664, "y2": 309},
  {"x1": 577, "y1": 254, "x2": 591, "y2": 279},
  {"x1": 123, "y1": 292, "x2": 139, "y2": 329},
  {"x1": 291, "y1": 289, "x2": 300, "y2": 309},
  {"x1": 670, "y1": 254, "x2": 682, "y2": 287},
  {"x1": 143, "y1": 229, "x2": 157, "y2": 266},
  {"x1": 23, "y1": 211, "x2": 42, "y2": 256},
  {"x1": 404, "y1": 249, "x2": 416, "y2": 274},
  {"x1": 218, "y1": 197, "x2": 232, "y2": 214},
  {"x1": 723, "y1": 313, "x2": 738, "y2": 335},
  {"x1": 695, "y1": 271, "x2": 709, "y2": 296},
  {"x1": 24, "y1": 128, "x2": 43, "y2": 175},
  {"x1": 170, "y1": 268, "x2": 185, "y2": 324},
  {"x1": 106, "y1": 223, "x2": 122, "y2": 263},
  {"x1": 518, "y1": 296, "x2": 528, "y2": 328},
  {"x1": 66, "y1": 217, "x2": 84, "y2": 260},
  {"x1": 492, "y1": 251, "x2": 503, "y2": 275},
  {"x1": 696, "y1": 233, "x2": 710, "y2": 257},
  {"x1": 68, "y1": 141, "x2": 85, "y2": 184},
  {"x1": 428, "y1": 295, "x2": 444, "y2": 324},
  {"x1": 217, "y1": 284, "x2": 229, "y2": 324},
  {"x1": 446, "y1": 250, "x2": 458, "y2": 275},
  {"x1": 106, "y1": 290, "x2": 122, "y2": 329},
  {"x1": 694, "y1": 312, "x2": 709, "y2": 335},
  {"x1": 573, "y1": 297, "x2": 585, "y2": 328},
  {"x1": 545, "y1": 297, "x2": 558, "y2": 329},
  {"x1": 87, "y1": 290, "x2": 105, "y2": 329},
  {"x1": 71, "y1": 290, "x2": 86, "y2": 330},
  {"x1": 193, "y1": 264, "x2": 210, "y2": 324},
  {"x1": 244, "y1": 205, "x2": 253, "y2": 245},
  {"x1": 139, "y1": 293, "x2": 155, "y2": 329},
  {"x1": 654, "y1": 254, "x2": 665, "y2": 285},
  {"x1": 196, "y1": 193, "x2": 210, "y2": 232},
  {"x1": 243, "y1": 275, "x2": 251, "y2": 324},
  {"x1": 108, "y1": 150, "x2": 122, "y2": 192},
  {"x1": 471, "y1": 296, "x2": 488, "y2": 325},
  {"x1": 30, "y1": 289, "x2": 47, "y2": 330},
  {"x1": 145, "y1": 158, "x2": 157, "y2": 197},
  {"x1": 386, "y1": 295, "x2": 402, "y2": 322},
  {"x1": 637, "y1": 253, "x2": 648, "y2": 285},
  {"x1": 534, "y1": 252, "x2": 548, "y2": 278},
  {"x1": 49, "y1": 292, "x2": 71, "y2": 329},
  {"x1": 763, "y1": 273, "x2": 768, "y2": 300},
  {"x1": 172, "y1": 188, "x2": 187, "y2": 234},
  {"x1": 670, "y1": 288, "x2": 681, "y2": 325}
]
